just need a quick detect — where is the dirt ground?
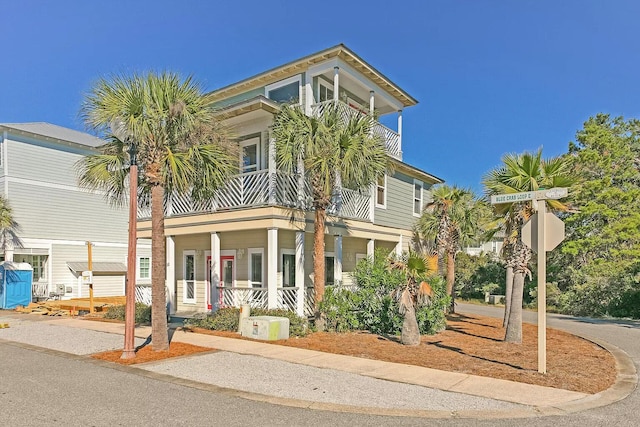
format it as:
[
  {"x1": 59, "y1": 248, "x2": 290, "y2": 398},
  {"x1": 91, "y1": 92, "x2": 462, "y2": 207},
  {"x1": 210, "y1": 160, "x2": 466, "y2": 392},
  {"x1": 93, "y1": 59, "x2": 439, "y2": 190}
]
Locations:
[{"x1": 91, "y1": 313, "x2": 616, "y2": 394}]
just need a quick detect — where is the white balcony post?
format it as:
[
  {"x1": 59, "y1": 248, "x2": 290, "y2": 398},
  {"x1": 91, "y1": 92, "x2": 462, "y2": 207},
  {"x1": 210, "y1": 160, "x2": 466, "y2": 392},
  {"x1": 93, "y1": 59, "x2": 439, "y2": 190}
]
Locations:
[
  {"x1": 210, "y1": 232, "x2": 220, "y2": 311},
  {"x1": 333, "y1": 67, "x2": 340, "y2": 101},
  {"x1": 369, "y1": 90, "x2": 375, "y2": 114},
  {"x1": 304, "y1": 71, "x2": 313, "y2": 115},
  {"x1": 267, "y1": 228, "x2": 278, "y2": 309},
  {"x1": 268, "y1": 136, "x2": 276, "y2": 205},
  {"x1": 295, "y1": 231, "x2": 305, "y2": 316},
  {"x1": 395, "y1": 234, "x2": 403, "y2": 257},
  {"x1": 335, "y1": 235, "x2": 343, "y2": 285},
  {"x1": 397, "y1": 110, "x2": 403, "y2": 157},
  {"x1": 166, "y1": 236, "x2": 176, "y2": 314},
  {"x1": 367, "y1": 239, "x2": 375, "y2": 258}
]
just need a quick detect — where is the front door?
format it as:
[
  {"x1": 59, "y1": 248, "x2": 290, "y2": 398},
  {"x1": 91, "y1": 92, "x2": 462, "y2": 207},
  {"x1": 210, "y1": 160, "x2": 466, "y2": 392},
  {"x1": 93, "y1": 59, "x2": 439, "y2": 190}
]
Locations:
[{"x1": 218, "y1": 255, "x2": 235, "y2": 309}]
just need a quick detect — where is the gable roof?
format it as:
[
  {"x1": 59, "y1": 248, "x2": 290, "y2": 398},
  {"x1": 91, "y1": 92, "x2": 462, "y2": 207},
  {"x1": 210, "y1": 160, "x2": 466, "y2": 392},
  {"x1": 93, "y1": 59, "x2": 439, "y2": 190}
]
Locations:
[
  {"x1": 0, "y1": 122, "x2": 105, "y2": 148},
  {"x1": 206, "y1": 44, "x2": 418, "y2": 108}
]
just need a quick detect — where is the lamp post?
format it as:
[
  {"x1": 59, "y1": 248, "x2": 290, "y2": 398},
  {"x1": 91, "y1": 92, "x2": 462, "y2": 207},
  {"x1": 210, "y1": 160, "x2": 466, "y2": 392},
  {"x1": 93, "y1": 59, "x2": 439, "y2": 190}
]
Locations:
[{"x1": 122, "y1": 141, "x2": 137, "y2": 359}]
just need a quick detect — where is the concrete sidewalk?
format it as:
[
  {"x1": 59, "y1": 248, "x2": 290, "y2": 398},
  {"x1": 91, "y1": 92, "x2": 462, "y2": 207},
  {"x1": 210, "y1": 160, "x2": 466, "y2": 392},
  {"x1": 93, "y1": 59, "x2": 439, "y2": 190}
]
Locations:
[{"x1": 0, "y1": 312, "x2": 636, "y2": 419}]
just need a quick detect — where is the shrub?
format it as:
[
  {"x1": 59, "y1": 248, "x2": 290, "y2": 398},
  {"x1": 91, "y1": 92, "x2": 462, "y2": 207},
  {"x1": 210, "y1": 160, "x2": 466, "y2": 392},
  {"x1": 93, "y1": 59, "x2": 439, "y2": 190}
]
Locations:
[
  {"x1": 185, "y1": 307, "x2": 309, "y2": 337},
  {"x1": 103, "y1": 303, "x2": 152, "y2": 324},
  {"x1": 318, "y1": 250, "x2": 450, "y2": 336}
]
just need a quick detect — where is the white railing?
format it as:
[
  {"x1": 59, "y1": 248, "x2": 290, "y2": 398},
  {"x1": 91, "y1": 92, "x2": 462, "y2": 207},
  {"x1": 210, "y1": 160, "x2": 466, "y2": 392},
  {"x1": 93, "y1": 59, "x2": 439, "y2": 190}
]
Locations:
[
  {"x1": 218, "y1": 286, "x2": 268, "y2": 310},
  {"x1": 310, "y1": 100, "x2": 401, "y2": 160},
  {"x1": 138, "y1": 170, "x2": 372, "y2": 222},
  {"x1": 135, "y1": 285, "x2": 152, "y2": 305},
  {"x1": 277, "y1": 287, "x2": 298, "y2": 312}
]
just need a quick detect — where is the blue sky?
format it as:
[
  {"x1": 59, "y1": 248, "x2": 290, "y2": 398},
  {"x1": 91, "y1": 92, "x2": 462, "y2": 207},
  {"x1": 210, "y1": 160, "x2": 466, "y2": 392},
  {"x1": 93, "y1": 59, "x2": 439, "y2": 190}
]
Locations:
[{"x1": 2, "y1": 0, "x2": 639, "y2": 193}]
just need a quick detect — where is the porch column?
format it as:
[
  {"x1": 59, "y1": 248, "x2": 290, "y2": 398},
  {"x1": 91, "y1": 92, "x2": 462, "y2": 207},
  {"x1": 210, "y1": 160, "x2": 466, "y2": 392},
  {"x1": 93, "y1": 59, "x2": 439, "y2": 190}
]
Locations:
[
  {"x1": 4, "y1": 242, "x2": 13, "y2": 262},
  {"x1": 210, "y1": 232, "x2": 220, "y2": 311},
  {"x1": 369, "y1": 90, "x2": 375, "y2": 114},
  {"x1": 267, "y1": 228, "x2": 278, "y2": 309},
  {"x1": 367, "y1": 239, "x2": 375, "y2": 258},
  {"x1": 295, "y1": 231, "x2": 305, "y2": 316},
  {"x1": 268, "y1": 135, "x2": 276, "y2": 205},
  {"x1": 334, "y1": 235, "x2": 343, "y2": 286},
  {"x1": 304, "y1": 71, "x2": 313, "y2": 115},
  {"x1": 166, "y1": 236, "x2": 176, "y2": 314},
  {"x1": 333, "y1": 67, "x2": 339, "y2": 101},
  {"x1": 395, "y1": 234, "x2": 403, "y2": 257},
  {"x1": 397, "y1": 110, "x2": 403, "y2": 156}
]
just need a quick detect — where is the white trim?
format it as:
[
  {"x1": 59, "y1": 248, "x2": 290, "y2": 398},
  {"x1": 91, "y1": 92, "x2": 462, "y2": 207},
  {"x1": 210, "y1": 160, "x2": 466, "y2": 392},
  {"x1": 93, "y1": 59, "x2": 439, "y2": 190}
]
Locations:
[
  {"x1": 413, "y1": 179, "x2": 423, "y2": 217},
  {"x1": 265, "y1": 75, "x2": 302, "y2": 105},
  {"x1": 182, "y1": 250, "x2": 196, "y2": 304},
  {"x1": 136, "y1": 256, "x2": 151, "y2": 281},
  {"x1": 324, "y1": 251, "x2": 335, "y2": 286},
  {"x1": 280, "y1": 249, "x2": 296, "y2": 287},
  {"x1": 317, "y1": 78, "x2": 335, "y2": 103},
  {"x1": 240, "y1": 137, "x2": 261, "y2": 173},
  {"x1": 375, "y1": 174, "x2": 387, "y2": 208},
  {"x1": 247, "y1": 247, "x2": 264, "y2": 288}
]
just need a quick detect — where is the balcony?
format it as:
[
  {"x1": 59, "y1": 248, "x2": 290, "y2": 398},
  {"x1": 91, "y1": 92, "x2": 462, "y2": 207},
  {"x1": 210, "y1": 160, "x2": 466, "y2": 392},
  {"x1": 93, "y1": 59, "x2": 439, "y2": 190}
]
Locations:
[
  {"x1": 137, "y1": 169, "x2": 372, "y2": 222},
  {"x1": 310, "y1": 100, "x2": 401, "y2": 160}
]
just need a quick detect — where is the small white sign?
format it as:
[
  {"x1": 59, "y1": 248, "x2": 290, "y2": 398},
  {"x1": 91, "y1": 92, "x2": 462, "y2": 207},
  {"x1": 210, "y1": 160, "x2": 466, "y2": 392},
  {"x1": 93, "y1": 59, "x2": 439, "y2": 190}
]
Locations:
[
  {"x1": 81, "y1": 271, "x2": 93, "y2": 285},
  {"x1": 490, "y1": 191, "x2": 534, "y2": 204}
]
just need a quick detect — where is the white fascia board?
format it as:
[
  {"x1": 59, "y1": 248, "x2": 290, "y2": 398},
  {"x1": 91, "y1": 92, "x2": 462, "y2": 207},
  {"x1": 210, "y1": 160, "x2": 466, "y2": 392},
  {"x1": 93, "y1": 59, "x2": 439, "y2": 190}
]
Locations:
[{"x1": 335, "y1": 59, "x2": 404, "y2": 112}]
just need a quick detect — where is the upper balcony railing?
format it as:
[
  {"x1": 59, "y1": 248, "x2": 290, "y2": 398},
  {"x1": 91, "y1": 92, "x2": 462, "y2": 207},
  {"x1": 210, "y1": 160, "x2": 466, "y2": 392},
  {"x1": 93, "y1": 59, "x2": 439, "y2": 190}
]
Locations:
[
  {"x1": 310, "y1": 100, "x2": 401, "y2": 160},
  {"x1": 137, "y1": 169, "x2": 372, "y2": 222}
]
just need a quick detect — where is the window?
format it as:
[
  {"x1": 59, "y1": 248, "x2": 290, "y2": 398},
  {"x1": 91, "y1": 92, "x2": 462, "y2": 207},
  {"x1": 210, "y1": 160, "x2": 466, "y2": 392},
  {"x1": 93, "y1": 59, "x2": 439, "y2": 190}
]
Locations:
[
  {"x1": 248, "y1": 248, "x2": 264, "y2": 288},
  {"x1": 376, "y1": 174, "x2": 387, "y2": 207},
  {"x1": 138, "y1": 257, "x2": 150, "y2": 279},
  {"x1": 413, "y1": 180, "x2": 423, "y2": 216},
  {"x1": 21, "y1": 255, "x2": 48, "y2": 281},
  {"x1": 265, "y1": 75, "x2": 301, "y2": 104},
  {"x1": 318, "y1": 80, "x2": 334, "y2": 102},
  {"x1": 325, "y1": 254, "x2": 335, "y2": 286},
  {"x1": 282, "y1": 251, "x2": 295, "y2": 287},
  {"x1": 183, "y1": 251, "x2": 196, "y2": 303},
  {"x1": 240, "y1": 137, "x2": 260, "y2": 173}
]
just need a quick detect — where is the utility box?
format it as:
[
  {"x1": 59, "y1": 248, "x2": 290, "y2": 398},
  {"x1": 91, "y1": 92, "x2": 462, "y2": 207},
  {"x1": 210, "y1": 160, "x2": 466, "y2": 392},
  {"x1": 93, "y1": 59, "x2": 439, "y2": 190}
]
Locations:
[
  {"x1": 0, "y1": 262, "x2": 33, "y2": 309},
  {"x1": 240, "y1": 316, "x2": 290, "y2": 341}
]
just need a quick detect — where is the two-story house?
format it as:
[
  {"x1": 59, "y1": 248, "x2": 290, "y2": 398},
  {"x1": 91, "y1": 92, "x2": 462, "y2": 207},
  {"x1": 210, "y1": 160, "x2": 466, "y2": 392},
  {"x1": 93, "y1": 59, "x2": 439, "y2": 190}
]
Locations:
[
  {"x1": 137, "y1": 44, "x2": 443, "y2": 317},
  {"x1": 0, "y1": 122, "x2": 151, "y2": 301}
]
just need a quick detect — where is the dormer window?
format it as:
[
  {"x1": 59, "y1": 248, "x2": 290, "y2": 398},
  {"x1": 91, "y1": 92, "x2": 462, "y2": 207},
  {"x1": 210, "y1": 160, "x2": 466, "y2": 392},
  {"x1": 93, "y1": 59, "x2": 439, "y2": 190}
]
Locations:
[{"x1": 265, "y1": 75, "x2": 301, "y2": 104}]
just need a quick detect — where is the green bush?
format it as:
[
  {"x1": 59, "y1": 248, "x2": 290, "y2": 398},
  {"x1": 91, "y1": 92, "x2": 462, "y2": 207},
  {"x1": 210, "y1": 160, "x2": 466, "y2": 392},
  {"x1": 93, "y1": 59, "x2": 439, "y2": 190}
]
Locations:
[
  {"x1": 185, "y1": 307, "x2": 309, "y2": 337},
  {"x1": 103, "y1": 303, "x2": 152, "y2": 324},
  {"x1": 318, "y1": 250, "x2": 450, "y2": 336}
]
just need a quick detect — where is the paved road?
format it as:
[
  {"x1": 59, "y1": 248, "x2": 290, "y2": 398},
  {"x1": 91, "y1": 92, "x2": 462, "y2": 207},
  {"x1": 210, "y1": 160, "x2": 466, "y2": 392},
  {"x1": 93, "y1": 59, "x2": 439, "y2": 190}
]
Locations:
[{"x1": 0, "y1": 305, "x2": 638, "y2": 426}]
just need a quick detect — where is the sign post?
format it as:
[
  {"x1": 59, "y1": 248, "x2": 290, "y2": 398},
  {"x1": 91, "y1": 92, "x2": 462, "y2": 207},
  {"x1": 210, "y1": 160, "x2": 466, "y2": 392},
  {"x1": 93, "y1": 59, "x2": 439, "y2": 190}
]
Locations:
[{"x1": 492, "y1": 187, "x2": 567, "y2": 374}]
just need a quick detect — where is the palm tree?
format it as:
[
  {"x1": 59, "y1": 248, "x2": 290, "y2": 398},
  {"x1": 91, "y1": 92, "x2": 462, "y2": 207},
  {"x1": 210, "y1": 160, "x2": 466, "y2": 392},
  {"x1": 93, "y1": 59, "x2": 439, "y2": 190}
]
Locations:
[
  {"x1": 389, "y1": 251, "x2": 434, "y2": 345},
  {"x1": 415, "y1": 185, "x2": 484, "y2": 313},
  {"x1": 78, "y1": 72, "x2": 238, "y2": 350},
  {"x1": 483, "y1": 149, "x2": 573, "y2": 343},
  {"x1": 270, "y1": 103, "x2": 388, "y2": 328},
  {"x1": 0, "y1": 196, "x2": 23, "y2": 261}
]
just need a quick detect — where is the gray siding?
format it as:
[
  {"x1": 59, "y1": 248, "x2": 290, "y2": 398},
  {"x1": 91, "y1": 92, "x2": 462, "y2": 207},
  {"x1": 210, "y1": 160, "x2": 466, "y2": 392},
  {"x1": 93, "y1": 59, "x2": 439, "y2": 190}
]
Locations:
[
  {"x1": 6, "y1": 137, "x2": 93, "y2": 186},
  {"x1": 7, "y1": 181, "x2": 128, "y2": 242},
  {"x1": 374, "y1": 171, "x2": 418, "y2": 230},
  {"x1": 212, "y1": 87, "x2": 265, "y2": 109},
  {"x1": 50, "y1": 244, "x2": 129, "y2": 298}
]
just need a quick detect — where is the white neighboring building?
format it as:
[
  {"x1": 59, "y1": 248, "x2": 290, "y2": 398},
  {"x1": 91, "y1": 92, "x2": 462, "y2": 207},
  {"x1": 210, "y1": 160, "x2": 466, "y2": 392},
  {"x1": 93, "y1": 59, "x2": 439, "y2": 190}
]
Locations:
[{"x1": 0, "y1": 122, "x2": 150, "y2": 300}]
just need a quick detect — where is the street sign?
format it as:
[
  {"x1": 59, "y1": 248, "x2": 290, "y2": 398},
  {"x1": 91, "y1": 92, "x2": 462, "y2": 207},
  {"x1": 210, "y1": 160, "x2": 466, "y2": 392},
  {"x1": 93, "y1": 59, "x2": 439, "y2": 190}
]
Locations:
[
  {"x1": 521, "y1": 213, "x2": 565, "y2": 251},
  {"x1": 490, "y1": 191, "x2": 534, "y2": 204},
  {"x1": 490, "y1": 187, "x2": 569, "y2": 205}
]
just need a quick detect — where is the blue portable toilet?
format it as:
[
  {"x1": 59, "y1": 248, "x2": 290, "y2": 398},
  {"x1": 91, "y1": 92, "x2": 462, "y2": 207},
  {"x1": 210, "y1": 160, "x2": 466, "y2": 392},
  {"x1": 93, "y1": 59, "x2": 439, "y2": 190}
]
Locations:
[{"x1": 0, "y1": 262, "x2": 33, "y2": 309}]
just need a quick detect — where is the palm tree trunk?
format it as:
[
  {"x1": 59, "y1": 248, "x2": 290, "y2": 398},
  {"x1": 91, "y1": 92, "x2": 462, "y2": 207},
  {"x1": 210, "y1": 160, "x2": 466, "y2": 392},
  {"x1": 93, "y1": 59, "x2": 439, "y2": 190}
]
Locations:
[
  {"x1": 151, "y1": 184, "x2": 169, "y2": 351},
  {"x1": 503, "y1": 266, "x2": 514, "y2": 328},
  {"x1": 313, "y1": 207, "x2": 326, "y2": 330},
  {"x1": 504, "y1": 271, "x2": 524, "y2": 343},
  {"x1": 401, "y1": 303, "x2": 421, "y2": 346},
  {"x1": 446, "y1": 251, "x2": 456, "y2": 313}
]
